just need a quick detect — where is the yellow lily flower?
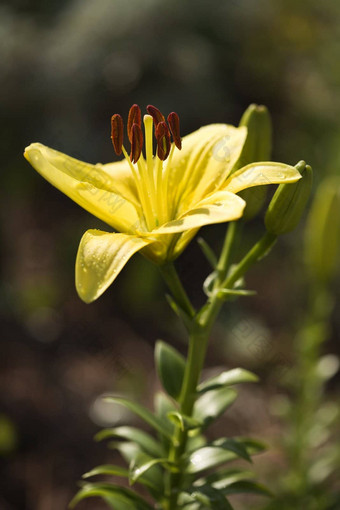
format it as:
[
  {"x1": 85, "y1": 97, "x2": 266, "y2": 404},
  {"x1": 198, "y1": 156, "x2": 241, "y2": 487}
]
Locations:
[{"x1": 24, "y1": 104, "x2": 300, "y2": 303}]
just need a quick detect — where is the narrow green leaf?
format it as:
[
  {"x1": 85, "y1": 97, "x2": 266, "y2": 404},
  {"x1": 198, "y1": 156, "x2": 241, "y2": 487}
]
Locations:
[
  {"x1": 154, "y1": 392, "x2": 176, "y2": 451},
  {"x1": 82, "y1": 463, "x2": 161, "y2": 494},
  {"x1": 198, "y1": 468, "x2": 255, "y2": 488},
  {"x1": 108, "y1": 443, "x2": 164, "y2": 496},
  {"x1": 238, "y1": 437, "x2": 267, "y2": 455},
  {"x1": 197, "y1": 237, "x2": 218, "y2": 268},
  {"x1": 70, "y1": 482, "x2": 154, "y2": 510},
  {"x1": 186, "y1": 446, "x2": 238, "y2": 475},
  {"x1": 198, "y1": 368, "x2": 258, "y2": 393},
  {"x1": 155, "y1": 391, "x2": 176, "y2": 419},
  {"x1": 193, "y1": 388, "x2": 237, "y2": 427},
  {"x1": 165, "y1": 294, "x2": 193, "y2": 330},
  {"x1": 216, "y1": 288, "x2": 256, "y2": 299},
  {"x1": 95, "y1": 426, "x2": 163, "y2": 457},
  {"x1": 222, "y1": 480, "x2": 272, "y2": 497},
  {"x1": 212, "y1": 438, "x2": 251, "y2": 462},
  {"x1": 83, "y1": 465, "x2": 129, "y2": 479},
  {"x1": 110, "y1": 440, "x2": 140, "y2": 464},
  {"x1": 155, "y1": 340, "x2": 186, "y2": 401},
  {"x1": 186, "y1": 433, "x2": 208, "y2": 454},
  {"x1": 186, "y1": 437, "x2": 253, "y2": 475},
  {"x1": 104, "y1": 396, "x2": 173, "y2": 440}
]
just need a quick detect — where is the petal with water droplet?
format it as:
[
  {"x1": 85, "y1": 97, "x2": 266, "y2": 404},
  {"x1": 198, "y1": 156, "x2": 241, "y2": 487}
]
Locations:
[{"x1": 76, "y1": 230, "x2": 153, "y2": 302}]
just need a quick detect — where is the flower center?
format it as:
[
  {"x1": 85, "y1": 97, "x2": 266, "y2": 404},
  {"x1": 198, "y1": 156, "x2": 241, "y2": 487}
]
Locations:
[{"x1": 111, "y1": 104, "x2": 182, "y2": 231}]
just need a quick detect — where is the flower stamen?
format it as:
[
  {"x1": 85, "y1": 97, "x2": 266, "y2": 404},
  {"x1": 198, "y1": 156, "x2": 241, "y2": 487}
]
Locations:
[
  {"x1": 146, "y1": 104, "x2": 165, "y2": 126},
  {"x1": 130, "y1": 124, "x2": 143, "y2": 164},
  {"x1": 127, "y1": 104, "x2": 142, "y2": 142},
  {"x1": 155, "y1": 121, "x2": 171, "y2": 161},
  {"x1": 110, "y1": 104, "x2": 182, "y2": 231},
  {"x1": 111, "y1": 114, "x2": 124, "y2": 156},
  {"x1": 168, "y1": 112, "x2": 182, "y2": 150}
]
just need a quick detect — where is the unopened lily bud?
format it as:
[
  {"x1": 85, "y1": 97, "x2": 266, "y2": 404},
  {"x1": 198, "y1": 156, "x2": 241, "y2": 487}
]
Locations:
[
  {"x1": 265, "y1": 161, "x2": 312, "y2": 235},
  {"x1": 304, "y1": 176, "x2": 340, "y2": 284},
  {"x1": 237, "y1": 104, "x2": 272, "y2": 220}
]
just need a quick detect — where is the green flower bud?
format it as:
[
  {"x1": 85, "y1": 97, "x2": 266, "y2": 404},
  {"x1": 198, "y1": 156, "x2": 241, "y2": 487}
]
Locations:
[
  {"x1": 265, "y1": 161, "x2": 313, "y2": 235},
  {"x1": 304, "y1": 176, "x2": 340, "y2": 284},
  {"x1": 237, "y1": 104, "x2": 272, "y2": 221}
]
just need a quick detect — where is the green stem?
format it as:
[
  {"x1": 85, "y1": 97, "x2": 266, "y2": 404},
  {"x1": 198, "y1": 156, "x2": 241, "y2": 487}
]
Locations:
[
  {"x1": 215, "y1": 221, "x2": 238, "y2": 286},
  {"x1": 165, "y1": 326, "x2": 210, "y2": 509},
  {"x1": 160, "y1": 262, "x2": 196, "y2": 319},
  {"x1": 163, "y1": 230, "x2": 277, "y2": 509}
]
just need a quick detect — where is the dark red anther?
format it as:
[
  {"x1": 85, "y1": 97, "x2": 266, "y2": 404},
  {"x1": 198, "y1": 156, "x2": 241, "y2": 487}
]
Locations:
[
  {"x1": 167, "y1": 112, "x2": 182, "y2": 150},
  {"x1": 111, "y1": 114, "x2": 124, "y2": 155},
  {"x1": 130, "y1": 123, "x2": 143, "y2": 163},
  {"x1": 127, "y1": 104, "x2": 141, "y2": 142},
  {"x1": 155, "y1": 121, "x2": 171, "y2": 161},
  {"x1": 146, "y1": 105, "x2": 165, "y2": 126}
]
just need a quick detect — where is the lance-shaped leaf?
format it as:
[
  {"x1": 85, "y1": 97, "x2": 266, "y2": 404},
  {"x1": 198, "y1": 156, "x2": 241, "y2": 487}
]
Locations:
[
  {"x1": 83, "y1": 464, "x2": 129, "y2": 479},
  {"x1": 165, "y1": 293, "x2": 193, "y2": 331},
  {"x1": 212, "y1": 438, "x2": 251, "y2": 462},
  {"x1": 197, "y1": 468, "x2": 255, "y2": 489},
  {"x1": 197, "y1": 237, "x2": 218, "y2": 268},
  {"x1": 238, "y1": 437, "x2": 267, "y2": 455},
  {"x1": 95, "y1": 426, "x2": 163, "y2": 457},
  {"x1": 82, "y1": 464, "x2": 160, "y2": 494},
  {"x1": 70, "y1": 482, "x2": 154, "y2": 510},
  {"x1": 193, "y1": 388, "x2": 237, "y2": 427},
  {"x1": 198, "y1": 368, "x2": 258, "y2": 393},
  {"x1": 216, "y1": 288, "x2": 257, "y2": 299},
  {"x1": 221, "y1": 480, "x2": 272, "y2": 497},
  {"x1": 104, "y1": 396, "x2": 173, "y2": 440},
  {"x1": 155, "y1": 341, "x2": 186, "y2": 401},
  {"x1": 154, "y1": 391, "x2": 176, "y2": 449},
  {"x1": 186, "y1": 439, "x2": 251, "y2": 475}
]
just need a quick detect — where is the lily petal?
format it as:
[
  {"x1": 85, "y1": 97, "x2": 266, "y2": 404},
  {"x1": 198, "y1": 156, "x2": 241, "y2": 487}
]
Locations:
[
  {"x1": 169, "y1": 124, "x2": 247, "y2": 211},
  {"x1": 224, "y1": 162, "x2": 301, "y2": 194},
  {"x1": 101, "y1": 159, "x2": 140, "y2": 210},
  {"x1": 24, "y1": 143, "x2": 140, "y2": 232},
  {"x1": 76, "y1": 230, "x2": 153, "y2": 302},
  {"x1": 146, "y1": 191, "x2": 245, "y2": 235}
]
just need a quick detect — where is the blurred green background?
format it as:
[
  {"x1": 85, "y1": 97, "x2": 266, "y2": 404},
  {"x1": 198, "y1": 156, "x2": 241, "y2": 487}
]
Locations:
[{"x1": 1, "y1": 0, "x2": 340, "y2": 509}]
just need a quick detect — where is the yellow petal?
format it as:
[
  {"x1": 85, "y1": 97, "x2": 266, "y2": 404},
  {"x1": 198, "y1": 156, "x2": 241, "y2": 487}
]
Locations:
[
  {"x1": 147, "y1": 191, "x2": 245, "y2": 234},
  {"x1": 101, "y1": 159, "x2": 140, "y2": 210},
  {"x1": 24, "y1": 143, "x2": 140, "y2": 232},
  {"x1": 76, "y1": 230, "x2": 153, "y2": 302},
  {"x1": 168, "y1": 124, "x2": 247, "y2": 211},
  {"x1": 224, "y1": 162, "x2": 301, "y2": 194}
]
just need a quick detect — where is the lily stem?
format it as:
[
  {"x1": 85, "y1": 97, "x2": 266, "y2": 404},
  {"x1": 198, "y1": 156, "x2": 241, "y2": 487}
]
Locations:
[
  {"x1": 215, "y1": 221, "x2": 239, "y2": 287},
  {"x1": 163, "y1": 230, "x2": 277, "y2": 510}
]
